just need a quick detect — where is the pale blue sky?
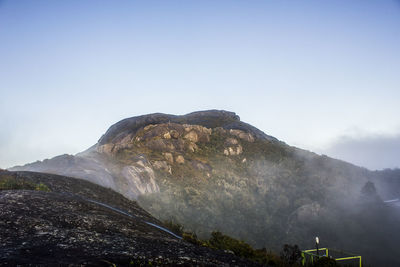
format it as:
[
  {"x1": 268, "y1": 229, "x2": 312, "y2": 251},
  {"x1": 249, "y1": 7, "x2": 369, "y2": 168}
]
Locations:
[{"x1": 1, "y1": 0, "x2": 400, "y2": 169}]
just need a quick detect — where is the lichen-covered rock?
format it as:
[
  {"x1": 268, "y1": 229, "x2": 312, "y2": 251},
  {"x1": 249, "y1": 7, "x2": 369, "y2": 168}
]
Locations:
[
  {"x1": 170, "y1": 129, "x2": 180, "y2": 139},
  {"x1": 163, "y1": 152, "x2": 174, "y2": 164},
  {"x1": 184, "y1": 131, "x2": 199, "y2": 143},
  {"x1": 223, "y1": 148, "x2": 229, "y2": 156},
  {"x1": 225, "y1": 137, "x2": 239, "y2": 145},
  {"x1": 229, "y1": 129, "x2": 255, "y2": 142},
  {"x1": 225, "y1": 145, "x2": 243, "y2": 156},
  {"x1": 187, "y1": 142, "x2": 198, "y2": 152},
  {"x1": 163, "y1": 132, "x2": 171, "y2": 139},
  {"x1": 183, "y1": 124, "x2": 212, "y2": 142},
  {"x1": 145, "y1": 139, "x2": 175, "y2": 152},
  {"x1": 236, "y1": 145, "x2": 243, "y2": 155},
  {"x1": 176, "y1": 155, "x2": 185, "y2": 164},
  {"x1": 152, "y1": 160, "x2": 172, "y2": 174}
]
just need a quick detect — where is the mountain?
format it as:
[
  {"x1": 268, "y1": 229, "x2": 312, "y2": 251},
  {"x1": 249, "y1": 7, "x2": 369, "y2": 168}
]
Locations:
[
  {"x1": 0, "y1": 169, "x2": 262, "y2": 266},
  {"x1": 10, "y1": 110, "x2": 400, "y2": 266}
]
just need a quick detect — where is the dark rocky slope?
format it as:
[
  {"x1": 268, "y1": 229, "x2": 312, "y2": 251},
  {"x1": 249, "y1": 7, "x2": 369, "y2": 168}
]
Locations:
[{"x1": 0, "y1": 170, "x2": 262, "y2": 266}]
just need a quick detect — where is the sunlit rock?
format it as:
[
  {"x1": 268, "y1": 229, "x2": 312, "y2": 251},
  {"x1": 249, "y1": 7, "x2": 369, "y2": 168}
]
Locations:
[
  {"x1": 121, "y1": 164, "x2": 160, "y2": 199},
  {"x1": 176, "y1": 155, "x2": 185, "y2": 164}
]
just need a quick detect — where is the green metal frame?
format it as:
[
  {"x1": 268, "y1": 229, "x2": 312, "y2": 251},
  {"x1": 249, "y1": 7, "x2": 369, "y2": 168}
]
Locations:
[{"x1": 301, "y1": 248, "x2": 361, "y2": 267}]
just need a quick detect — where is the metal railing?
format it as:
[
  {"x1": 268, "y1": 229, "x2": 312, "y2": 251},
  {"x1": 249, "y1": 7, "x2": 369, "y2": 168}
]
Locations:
[{"x1": 301, "y1": 248, "x2": 361, "y2": 267}]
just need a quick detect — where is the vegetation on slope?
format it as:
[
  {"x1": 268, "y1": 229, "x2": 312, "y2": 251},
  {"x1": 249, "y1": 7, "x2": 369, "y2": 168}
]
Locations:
[
  {"x1": 0, "y1": 173, "x2": 50, "y2": 191},
  {"x1": 164, "y1": 220, "x2": 343, "y2": 267},
  {"x1": 163, "y1": 220, "x2": 297, "y2": 266}
]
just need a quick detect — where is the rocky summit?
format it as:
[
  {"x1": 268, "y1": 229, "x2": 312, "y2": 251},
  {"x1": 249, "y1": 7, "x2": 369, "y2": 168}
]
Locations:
[
  {"x1": 11, "y1": 110, "x2": 279, "y2": 201},
  {"x1": 10, "y1": 110, "x2": 400, "y2": 266}
]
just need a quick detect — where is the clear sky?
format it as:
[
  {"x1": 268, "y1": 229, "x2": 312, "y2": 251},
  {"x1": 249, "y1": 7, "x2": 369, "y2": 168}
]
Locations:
[{"x1": 1, "y1": 0, "x2": 399, "y2": 170}]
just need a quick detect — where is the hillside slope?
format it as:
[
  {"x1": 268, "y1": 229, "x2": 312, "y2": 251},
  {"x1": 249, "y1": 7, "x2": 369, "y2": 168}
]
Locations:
[
  {"x1": 10, "y1": 110, "x2": 400, "y2": 266},
  {"x1": 0, "y1": 170, "x2": 261, "y2": 266}
]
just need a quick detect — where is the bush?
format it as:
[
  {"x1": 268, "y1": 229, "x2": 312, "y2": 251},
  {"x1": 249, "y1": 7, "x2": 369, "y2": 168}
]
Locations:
[
  {"x1": 163, "y1": 220, "x2": 184, "y2": 236},
  {"x1": 182, "y1": 232, "x2": 203, "y2": 246},
  {"x1": 280, "y1": 244, "x2": 302, "y2": 266},
  {"x1": 253, "y1": 247, "x2": 283, "y2": 266},
  {"x1": 0, "y1": 175, "x2": 51, "y2": 192},
  {"x1": 0, "y1": 176, "x2": 35, "y2": 190},
  {"x1": 35, "y1": 182, "x2": 51, "y2": 192},
  {"x1": 206, "y1": 231, "x2": 255, "y2": 258}
]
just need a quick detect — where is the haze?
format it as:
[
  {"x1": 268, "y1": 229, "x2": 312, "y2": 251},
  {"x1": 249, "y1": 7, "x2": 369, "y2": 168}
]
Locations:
[{"x1": 1, "y1": 0, "x2": 399, "y2": 170}]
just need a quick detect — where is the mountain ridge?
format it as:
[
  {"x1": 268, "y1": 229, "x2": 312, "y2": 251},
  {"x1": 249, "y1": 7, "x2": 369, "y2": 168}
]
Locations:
[{"x1": 98, "y1": 110, "x2": 278, "y2": 145}]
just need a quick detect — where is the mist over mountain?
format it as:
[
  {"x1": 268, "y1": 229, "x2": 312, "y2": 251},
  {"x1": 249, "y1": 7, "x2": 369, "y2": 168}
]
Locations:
[
  {"x1": 10, "y1": 110, "x2": 400, "y2": 266},
  {"x1": 320, "y1": 134, "x2": 400, "y2": 170}
]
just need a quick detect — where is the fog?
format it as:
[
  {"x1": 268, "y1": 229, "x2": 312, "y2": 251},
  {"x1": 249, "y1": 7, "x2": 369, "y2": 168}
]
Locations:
[{"x1": 319, "y1": 133, "x2": 400, "y2": 170}]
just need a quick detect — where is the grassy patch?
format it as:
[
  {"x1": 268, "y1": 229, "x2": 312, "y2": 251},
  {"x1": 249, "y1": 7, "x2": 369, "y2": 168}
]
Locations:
[{"x1": 0, "y1": 174, "x2": 51, "y2": 192}]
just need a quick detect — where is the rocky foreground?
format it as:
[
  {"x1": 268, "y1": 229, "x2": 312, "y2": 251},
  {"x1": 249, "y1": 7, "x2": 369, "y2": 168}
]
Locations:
[{"x1": 0, "y1": 170, "x2": 262, "y2": 266}]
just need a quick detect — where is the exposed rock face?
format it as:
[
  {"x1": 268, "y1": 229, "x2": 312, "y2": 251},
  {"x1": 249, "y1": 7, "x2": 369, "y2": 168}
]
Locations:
[{"x1": 121, "y1": 164, "x2": 159, "y2": 199}]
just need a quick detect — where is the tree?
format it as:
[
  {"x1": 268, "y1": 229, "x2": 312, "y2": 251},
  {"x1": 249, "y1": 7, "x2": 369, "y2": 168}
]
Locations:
[
  {"x1": 280, "y1": 244, "x2": 302, "y2": 266},
  {"x1": 360, "y1": 181, "x2": 381, "y2": 203}
]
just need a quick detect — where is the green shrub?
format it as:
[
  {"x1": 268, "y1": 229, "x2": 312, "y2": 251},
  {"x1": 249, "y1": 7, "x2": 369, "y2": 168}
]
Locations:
[
  {"x1": 206, "y1": 231, "x2": 255, "y2": 258},
  {"x1": 163, "y1": 220, "x2": 184, "y2": 236},
  {"x1": 35, "y1": 182, "x2": 51, "y2": 192},
  {"x1": 0, "y1": 175, "x2": 51, "y2": 192},
  {"x1": 280, "y1": 244, "x2": 302, "y2": 266},
  {"x1": 251, "y1": 247, "x2": 283, "y2": 266},
  {"x1": 182, "y1": 232, "x2": 203, "y2": 246},
  {"x1": 0, "y1": 176, "x2": 35, "y2": 190}
]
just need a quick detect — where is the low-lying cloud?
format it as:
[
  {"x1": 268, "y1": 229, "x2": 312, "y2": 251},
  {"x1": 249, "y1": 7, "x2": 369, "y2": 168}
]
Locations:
[{"x1": 321, "y1": 134, "x2": 400, "y2": 170}]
